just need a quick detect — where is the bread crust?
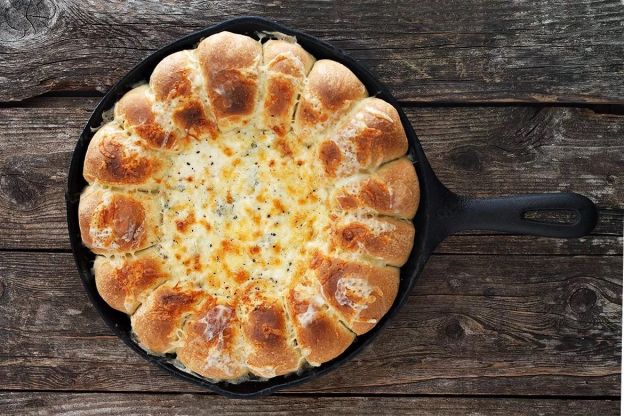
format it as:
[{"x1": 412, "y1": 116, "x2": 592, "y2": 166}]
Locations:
[
  {"x1": 197, "y1": 32, "x2": 262, "y2": 131},
  {"x1": 293, "y1": 59, "x2": 367, "y2": 142},
  {"x1": 261, "y1": 40, "x2": 315, "y2": 138},
  {"x1": 94, "y1": 248, "x2": 169, "y2": 314},
  {"x1": 84, "y1": 122, "x2": 164, "y2": 188},
  {"x1": 176, "y1": 299, "x2": 248, "y2": 380},
  {"x1": 285, "y1": 275, "x2": 354, "y2": 366},
  {"x1": 115, "y1": 85, "x2": 176, "y2": 149},
  {"x1": 131, "y1": 282, "x2": 202, "y2": 354},
  {"x1": 319, "y1": 98, "x2": 408, "y2": 177},
  {"x1": 150, "y1": 50, "x2": 219, "y2": 141},
  {"x1": 330, "y1": 216, "x2": 415, "y2": 267},
  {"x1": 238, "y1": 280, "x2": 302, "y2": 377},
  {"x1": 311, "y1": 254, "x2": 399, "y2": 335},
  {"x1": 79, "y1": 186, "x2": 160, "y2": 255},
  {"x1": 334, "y1": 158, "x2": 420, "y2": 219}
]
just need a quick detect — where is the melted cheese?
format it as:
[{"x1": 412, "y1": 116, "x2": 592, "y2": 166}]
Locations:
[
  {"x1": 159, "y1": 125, "x2": 333, "y2": 301},
  {"x1": 335, "y1": 276, "x2": 373, "y2": 312},
  {"x1": 197, "y1": 305, "x2": 231, "y2": 341}
]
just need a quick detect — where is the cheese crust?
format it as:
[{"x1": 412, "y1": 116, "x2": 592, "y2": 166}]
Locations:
[{"x1": 78, "y1": 32, "x2": 420, "y2": 382}]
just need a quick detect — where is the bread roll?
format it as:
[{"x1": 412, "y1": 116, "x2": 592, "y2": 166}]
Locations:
[
  {"x1": 150, "y1": 50, "x2": 219, "y2": 142},
  {"x1": 176, "y1": 298, "x2": 247, "y2": 380},
  {"x1": 94, "y1": 247, "x2": 169, "y2": 314},
  {"x1": 238, "y1": 280, "x2": 302, "y2": 378},
  {"x1": 311, "y1": 254, "x2": 399, "y2": 335},
  {"x1": 79, "y1": 186, "x2": 160, "y2": 255},
  {"x1": 333, "y1": 158, "x2": 420, "y2": 219},
  {"x1": 84, "y1": 122, "x2": 166, "y2": 189},
  {"x1": 330, "y1": 215, "x2": 415, "y2": 267},
  {"x1": 261, "y1": 40, "x2": 314, "y2": 139},
  {"x1": 197, "y1": 32, "x2": 262, "y2": 131},
  {"x1": 131, "y1": 282, "x2": 202, "y2": 354},
  {"x1": 284, "y1": 274, "x2": 354, "y2": 366},
  {"x1": 293, "y1": 60, "x2": 367, "y2": 143},
  {"x1": 318, "y1": 97, "x2": 408, "y2": 177}
]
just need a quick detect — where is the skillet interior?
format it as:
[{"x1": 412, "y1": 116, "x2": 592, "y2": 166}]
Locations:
[{"x1": 66, "y1": 16, "x2": 439, "y2": 397}]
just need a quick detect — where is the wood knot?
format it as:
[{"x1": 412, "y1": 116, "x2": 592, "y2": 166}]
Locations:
[
  {"x1": 450, "y1": 147, "x2": 482, "y2": 172},
  {"x1": 568, "y1": 287, "x2": 597, "y2": 314},
  {"x1": 444, "y1": 318, "x2": 465, "y2": 340},
  {"x1": 0, "y1": 0, "x2": 59, "y2": 43},
  {"x1": 0, "y1": 279, "x2": 5, "y2": 300},
  {"x1": 483, "y1": 287, "x2": 496, "y2": 297},
  {"x1": 0, "y1": 171, "x2": 42, "y2": 209},
  {"x1": 447, "y1": 278, "x2": 461, "y2": 290}
]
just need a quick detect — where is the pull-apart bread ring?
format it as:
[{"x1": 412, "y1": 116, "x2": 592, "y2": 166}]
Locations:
[{"x1": 78, "y1": 31, "x2": 420, "y2": 382}]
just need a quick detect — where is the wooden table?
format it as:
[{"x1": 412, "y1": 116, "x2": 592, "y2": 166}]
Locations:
[{"x1": 0, "y1": 1, "x2": 621, "y2": 414}]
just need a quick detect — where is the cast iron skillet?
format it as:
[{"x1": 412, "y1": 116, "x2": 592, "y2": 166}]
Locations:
[{"x1": 66, "y1": 16, "x2": 598, "y2": 397}]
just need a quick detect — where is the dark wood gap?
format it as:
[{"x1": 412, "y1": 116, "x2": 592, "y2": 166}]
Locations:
[
  {"x1": 2, "y1": 92, "x2": 624, "y2": 113},
  {"x1": 0, "y1": 389, "x2": 619, "y2": 401}
]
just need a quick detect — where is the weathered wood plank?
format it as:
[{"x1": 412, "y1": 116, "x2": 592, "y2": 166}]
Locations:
[
  {"x1": 0, "y1": 393, "x2": 619, "y2": 415},
  {"x1": 0, "y1": 0, "x2": 623, "y2": 103},
  {"x1": 0, "y1": 252, "x2": 619, "y2": 395},
  {"x1": 0, "y1": 98, "x2": 621, "y2": 250}
]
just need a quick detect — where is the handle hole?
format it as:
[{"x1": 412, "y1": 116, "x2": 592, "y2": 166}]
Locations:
[{"x1": 522, "y1": 209, "x2": 579, "y2": 225}]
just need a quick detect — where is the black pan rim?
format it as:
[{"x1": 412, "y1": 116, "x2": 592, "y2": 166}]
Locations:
[{"x1": 66, "y1": 15, "x2": 437, "y2": 397}]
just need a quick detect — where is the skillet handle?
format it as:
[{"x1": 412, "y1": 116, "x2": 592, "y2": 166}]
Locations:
[{"x1": 429, "y1": 184, "x2": 598, "y2": 246}]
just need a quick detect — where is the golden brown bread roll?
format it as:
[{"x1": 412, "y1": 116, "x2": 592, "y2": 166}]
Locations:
[
  {"x1": 293, "y1": 59, "x2": 367, "y2": 143},
  {"x1": 197, "y1": 32, "x2": 262, "y2": 131},
  {"x1": 329, "y1": 215, "x2": 415, "y2": 267},
  {"x1": 83, "y1": 122, "x2": 166, "y2": 189},
  {"x1": 176, "y1": 298, "x2": 248, "y2": 380},
  {"x1": 150, "y1": 50, "x2": 219, "y2": 142},
  {"x1": 284, "y1": 274, "x2": 355, "y2": 366},
  {"x1": 333, "y1": 158, "x2": 420, "y2": 219},
  {"x1": 261, "y1": 40, "x2": 315, "y2": 139},
  {"x1": 79, "y1": 31, "x2": 420, "y2": 382},
  {"x1": 319, "y1": 97, "x2": 408, "y2": 177},
  {"x1": 93, "y1": 247, "x2": 169, "y2": 314},
  {"x1": 114, "y1": 85, "x2": 177, "y2": 150},
  {"x1": 311, "y1": 254, "x2": 399, "y2": 335},
  {"x1": 79, "y1": 186, "x2": 160, "y2": 255},
  {"x1": 238, "y1": 280, "x2": 303, "y2": 377},
  {"x1": 131, "y1": 282, "x2": 202, "y2": 354}
]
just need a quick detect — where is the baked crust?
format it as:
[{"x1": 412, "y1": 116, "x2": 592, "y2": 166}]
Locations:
[
  {"x1": 78, "y1": 186, "x2": 160, "y2": 255},
  {"x1": 284, "y1": 274, "x2": 355, "y2": 366},
  {"x1": 176, "y1": 298, "x2": 248, "y2": 380},
  {"x1": 93, "y1": 247, "x2": 169, "y2": 314},
  {"x1": 261, "y1": 40, "x2": 315, "y2": 138},
  {"x1": 84, "y1": 122, "x2": 165, "y2": 188},
  {"x1": 330, "y1": 215, "x2": 415, "y2": 267},
  {"x1": 311, "y1": 254, "x2": 399, "y2": 335},
  {"x1": 238, "y1": 280, "x2": 302, "y2": 377},
  {"x1": 79, "y1": 31, "x2": 420, "y2": 382},
  {"x1": 114, "y1": 85, "x2": 176, "y2": 150},
  {"x1": 293, "y1": 59, "x2": 367, "y2": 143},
  {"x1": 150, "y1": 50, "x2": 219, "y2": 141},
  {"x1": 197, "y1": 31, "x2": 262, "y2": 131},
  {"x1": 334, "y1": 158, "x2": 420, "y2": 219},
  {"x1": 319, "y1": 97, "x2": 408, "y2": 177},
  {"x1": 131, "y1": 282, "x2": 202, "y2": 354}
]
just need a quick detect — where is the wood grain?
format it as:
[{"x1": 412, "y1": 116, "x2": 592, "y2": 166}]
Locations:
[
  {"x1": 0, "y1": 0, "x2": 623, "y2": 103},
  {"x1": 0, "y1": 252, "x2": 619, "y2": 395},
  {"x1": 0, "y1": 97, "x2": 621, "y2": 250},
  {"x1": 0, "y1": 393, "x2": 620, "y2": 415}
]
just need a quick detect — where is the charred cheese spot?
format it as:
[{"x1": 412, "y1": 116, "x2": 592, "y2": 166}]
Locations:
[{"x1": 319, "y1": 141, "x2": 342, "y2": 176}]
